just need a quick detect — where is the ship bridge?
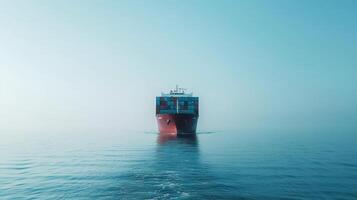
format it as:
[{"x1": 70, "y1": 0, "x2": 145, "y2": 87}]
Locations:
[{"x1": 161, "y1": 85, "x2": 193, "y2": 97}]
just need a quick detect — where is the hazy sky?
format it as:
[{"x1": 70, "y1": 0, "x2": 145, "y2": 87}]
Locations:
[{"x1": 1, "y1": 0, "x2": 356, "y2": 134}]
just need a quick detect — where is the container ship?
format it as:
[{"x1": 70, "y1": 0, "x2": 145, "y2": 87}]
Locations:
[{"x1": 156, "y1": 86, "x2": 199, "y2": 135}]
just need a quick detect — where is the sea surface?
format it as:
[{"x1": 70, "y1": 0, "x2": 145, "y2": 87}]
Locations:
[{"x1": 1, "y1": 129, "x2": 357, "y2": 199}]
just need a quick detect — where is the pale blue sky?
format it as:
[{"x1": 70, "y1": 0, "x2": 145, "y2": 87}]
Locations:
[{"x1": 0, "y1": 0, "x2": 356, "y2": 134}]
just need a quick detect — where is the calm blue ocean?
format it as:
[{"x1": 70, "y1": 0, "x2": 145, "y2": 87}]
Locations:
[{"x1": 1, "y1": 129, "x2": 357, "y2": 199}]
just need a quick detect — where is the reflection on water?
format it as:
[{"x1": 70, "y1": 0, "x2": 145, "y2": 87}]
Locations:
[
  {"x1": 155, "y1": 133, "x2": 200, "y2": 177},
  {"x1": 157, "y1": 132, "x2": 178, "y2": 144},
  {"x1": 116, "y1": 133, "x2": 240, "y2": 199},
  {"x1": 117, "y1": 133, "x2": 206, "y2": 199},
  {"x1": 157, "y1": 132, "x2": 198, "y2": 145}
]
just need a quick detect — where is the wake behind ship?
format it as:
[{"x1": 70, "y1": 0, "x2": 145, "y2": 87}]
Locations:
[{"x1": 156, "y1": 86, "x2": 199, "y2": 135}]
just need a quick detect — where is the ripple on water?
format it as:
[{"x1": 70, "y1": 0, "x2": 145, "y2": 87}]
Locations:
[{"x1": 1, "y1": 131, "x2": 357, "y2": 199}]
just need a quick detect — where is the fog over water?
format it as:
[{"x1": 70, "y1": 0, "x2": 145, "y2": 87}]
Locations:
[
  {"x1": 1, "y1": 1, "x2": 357, "y2": 135},
  {"x1": 1, "y1": 1, "x2": 357, "y2": 199}
]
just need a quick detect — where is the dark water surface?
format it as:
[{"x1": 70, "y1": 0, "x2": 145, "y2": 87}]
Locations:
[{"x1": 1, "y1": 130, "x2": 357, "y2": 199}]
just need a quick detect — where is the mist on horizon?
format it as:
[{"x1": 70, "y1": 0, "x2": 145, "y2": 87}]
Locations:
[{"x1": 1, "y1": 1, "x2": 356, "y2": 135}]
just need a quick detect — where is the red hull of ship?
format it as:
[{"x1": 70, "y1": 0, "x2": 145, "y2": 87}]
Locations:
[{"x1": 156, "y1": 114, "x2": 198, "y2": 135}]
